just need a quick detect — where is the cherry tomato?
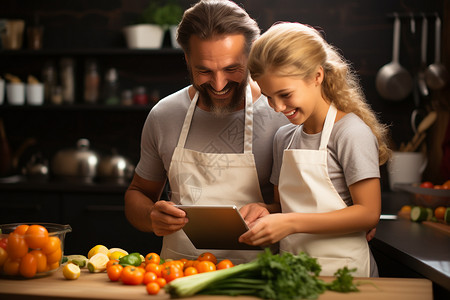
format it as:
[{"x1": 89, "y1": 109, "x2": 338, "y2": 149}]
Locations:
[
  {"x1": 29, "y1": 249, "x2": 47, "y2": 273},
  {"x1": 6, "y1": 232, "x2": 28, "y2": 259},
  {"x1": 183, "y1": 260, "x2": 195, "y2": 270},
  {"x1": 107, "y1": 264, "x2": 123, "y2": 282},
  {"x1": 197, "y1": 252, "x2": 217, "y2": 265},
  {"x1": 443, "y1": 180, "x2": 450, "y2": 189},
  {"x1": 216, "y1": 259, "x2": 234, "y2": 270},
  {"x1": 19, "y1": 252, "x2": 37, "y2": 278},
  {"x1": 0, "y1": 238, "x2": 8, "y2": 249},
  {"x1": 25, "y1": 225, "x2": 49, "y2": 249},
  {"x1": 46, "y1": 247, "x2": 62, "y2": 264},
  {"x1": 434, "y1": 185, "x2": 443, "y2": 189},
  {"x1": 420, "y1": 181, "x2": 434, "y2": 189},
  {"x1": 145, "y1": 263, "x2": 162, "y2": 277},
  {"x1": 196, "y1": 260, "x2": 216, "y2": 273},
  {"x1": 13, "y1": 224, "x2": 29, "y2": 235},
  {"x1": 184, "y1": 266, "x2": 198, "y2": 276},
  {"x1": 154, "y1": 277, "x2": 167, "y2": 288},
  {"x1": 161, "y1": 264, "x2": 183, "y2": 282},
  {"x1": 146, "y1": 282, "x2": 161, "y2": 295},
  {"x1": 41, "y1": 236, "x2": 61, "y2": 254},
  {"x1": 144, "y1": 252, "x2": 160, "y2": 265},
  {"x1": 121, "y1": 266, "x2": 145, "y2": 285},
  {"x1": 3, "y1": 258, "x2": 21, "y2": 276},
  {"x1": 106, "y1": 259, "x2": 119, "y2": 270},
  {"x1": 143, "y1": 271, "x2": 157, "y2": 285},
  {"x1": 0, "y1": 247, "x2": 8, "y2": 267}
]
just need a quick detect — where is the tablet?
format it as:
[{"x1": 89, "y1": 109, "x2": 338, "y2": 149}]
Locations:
[{"x1": 175, "y1": 205, "x2": 261, "y2": 250}]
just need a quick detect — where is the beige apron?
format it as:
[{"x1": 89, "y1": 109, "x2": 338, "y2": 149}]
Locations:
[
  {"x1": 162, "y1": 84, "x2": 264, "y2": 264},
  {"x1": 278, "y1": 105, "x2": 370, "y2": 277}
]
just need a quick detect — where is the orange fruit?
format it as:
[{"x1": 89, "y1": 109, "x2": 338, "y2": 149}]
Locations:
[{"x1": 25, "y1": 225, "x2": 49, "y2": 249}]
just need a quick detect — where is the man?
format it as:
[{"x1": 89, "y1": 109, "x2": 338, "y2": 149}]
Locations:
[{"x1": 124, "y1": 0, "x2": 287, "y2": 264}]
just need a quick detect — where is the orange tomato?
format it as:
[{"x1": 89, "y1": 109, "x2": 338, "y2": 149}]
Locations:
[
  {"x1": 184, "y1": 266, "x2": 198, "y2": 276},
  {"x1": 29, "y1": 249, "x2": 47, "y2": 273},
  {"x1": 6, "y1": 232, "x2": 29, "y2": 259},
  {"x1": 161, "y1": 264, "x2": 183, "y2": 282},
  {"x1": 106, "y1": 259, "x2": 120, "y2": 270},
  {"x1": 434, "y1": 206, "x2": 446, "y2": 220},
  {"x1": 13, "y1": 225, "x2": 29, "y2": 235},
  {"x1": 196, "y1": 260, "x2": 216, "y2": 273},
  {"x1": 145, "y1": 263, "x2": 162, "y2": 277},
  {"x1": 121, "y1": 266, "x2": 145, "y2": 285},
  {"x1": 25, "y1": 225, "x2": 49, "y2": 249},
  {"x1": 183, "y1": 260, "x2": 195, "y2": 270},
  {"x1": 197, "y1": 252, "x2": 217, "y2": 265},
  {"x1": 48, "y1": 261, "x2": 59, "y2": 270},
  {"x1": 442, "y1": 180, "x2": 450, "y2": 189},
  {"x1": 154, "y1": 277, "x2": 167, "y2": 288},
  {"x1": 0, "y1": 247, "x2": 8, "y2": 267},
  {"x1": 3, "y1": 258, "x2": 21, "y2": 276},
  {"x1": 143, "y1": 271, "x2": 158, "y2": 285},
  {"x1": 434, "y1": 185, "x2": 443, "y2": 190},
  {"x1": 19, "y1": 253, "x2": 37, "y2": 278},
  {"x1": 146, "y1": 282, "x2": 161, "y2": 295},
  {"x1": 41, "y1": 236, "x2": 61, "y2": 254},
  {"x1": 46, "y1": 247, "x2": 62, "y2": 264},
  {"x1": 216, "y1": 259, "x2": 234, "y2": 270},
  {"x1": 144, "y1": 252, "x2": 160, "y2": 265},
  {"x1": 107, "y1": 264, "x2": 123, "y2": 282}
]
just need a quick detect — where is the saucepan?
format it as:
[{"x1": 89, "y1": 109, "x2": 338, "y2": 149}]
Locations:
[
  {"x1": 425, "y1": 15, "x2": 449, "y2": 90},
  {"x1": 376, "y1": 14, "x2": 413, "y2": 101}
]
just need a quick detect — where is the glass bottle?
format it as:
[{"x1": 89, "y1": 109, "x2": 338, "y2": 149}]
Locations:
[
  {"x1": 84, "y1": 60, "x2": 100, "y2": 104},
  {"x1": 42, "y1": 61, "x2": 57, "y2": 104},
  {"x1": 103, "y1": 68, "x2": 119, "y2": 105},
  {"x1": 60, "y1": 58, "x2": 75, "y2": 104}
]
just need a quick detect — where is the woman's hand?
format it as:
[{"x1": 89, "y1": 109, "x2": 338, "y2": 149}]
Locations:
[
  {"x1": 239, "y1": 203, "x2": 271, "y2": 225},
  {"x1": 239, "y1": 213, "x2": 293, "y2": 246}
]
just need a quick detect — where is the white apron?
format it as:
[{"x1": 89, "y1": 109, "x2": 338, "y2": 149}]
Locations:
[
  {"x1": 162, "y1": 84, "x2": 264, "y2": 264},
  {"x1": 278, "y1": 105, "x2": 370, "y2": 277}
]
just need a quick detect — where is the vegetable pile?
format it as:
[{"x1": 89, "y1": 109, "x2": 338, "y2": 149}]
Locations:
[{"x1": 166, "y1": 248, "x2": 358, "y2": 299}]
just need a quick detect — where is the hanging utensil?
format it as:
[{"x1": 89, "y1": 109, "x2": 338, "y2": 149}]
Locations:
[
  {"x1": 403, "y1": 111, "x2": 437, "y2": 152},
  {"x1": 417, "y1": 15, "x2": 429, "y2": 97},
  {"x1": 376, "y1": 14, "x2": 413, "y2": 101},
  {"x1": 425, "y1": 15, "x2": 449, "y2": 90}
]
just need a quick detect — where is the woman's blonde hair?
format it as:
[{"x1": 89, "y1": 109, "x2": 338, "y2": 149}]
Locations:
[{"x1": 248, "y1": 22, "x2": 391, "y2": 165}]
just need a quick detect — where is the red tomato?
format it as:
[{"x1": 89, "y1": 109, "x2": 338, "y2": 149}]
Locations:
[
  {"x1": 216, "y1": 259, "x2": 234, "y2": 270},
  {"x1": 107, "y1": 264, "x2": 123, "y2": 282},
  {"x1": 146, "y1": 282, "x2": 160, "y2": 295},
  {"x1": 144, "y1": 252, "x2": 160, "y2": 265},
  {"x1": 19, "y1": 253, "x2": 37, "y2": 278},
  {"x1": 197, "y1": 252, "x2": 217, "y2": 265},
  {"x1": 0, "y1": 238, "x2": 8, "y2": 249},
  {"x1": 420, "y1": 181, "x2": 434, "y2": 188},
  {"x1": 161, "y1": 264, "x2": 183, "y2": 282},
  {"x1": 121, "y1": 266, "x2": 144, "y2": 285}
]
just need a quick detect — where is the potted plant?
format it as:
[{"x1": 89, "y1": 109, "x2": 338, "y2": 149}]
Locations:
[{"x1": 123, "y1": 1, "x2": 183, "y2": 49}]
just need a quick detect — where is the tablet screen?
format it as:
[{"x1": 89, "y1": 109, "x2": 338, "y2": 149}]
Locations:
[{"x1": 175, "y1": 205, "x2": 261, "y2": 250}]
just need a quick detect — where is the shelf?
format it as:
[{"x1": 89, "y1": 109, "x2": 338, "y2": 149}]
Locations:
[
  {"x1": 0, "y1": 48, "x2": 184, "y2": 56},
  {"x1": 0, "y1": 103, "x2": 154, "y2": 112}
]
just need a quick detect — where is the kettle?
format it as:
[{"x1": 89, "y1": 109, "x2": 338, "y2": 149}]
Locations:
[
  {"x1": 97, "y1": 149, "x2": 135, "y2": 184},
  {"x1": 51, "y1": 138, "x2": 99, "y2": 183}
]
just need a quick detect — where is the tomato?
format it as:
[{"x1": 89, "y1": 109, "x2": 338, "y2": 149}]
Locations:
[
  {"x1": 0, "y1": 238, "x2": 8, "y2": 249},
  {"x1": 106, "y1": 259, "x2": 119, "y2": 270},
  {"x1": 216, "y1": 259, "x2": 234, "y2": 270},
  {"x1": 154, "y1": 277, "x2": 167, "y2": 288},
  {"x1": 197, "y1": 252, "x2": 217, "y2": 265},
  {"x1": 25, "y1": 225, "x2": 49, "y2": 249},
  {"x1": 196, "y1": 260, "x2": 216, "y2": 273},
  {"x1": 41, "y1": 237, "x2": 61, "y2": 254},
  {"x1": 146, "y1": 282, "x2": 161, "y2": 295},
  {"x1": 143, "y1": 271, "x2": 157, "y2": 285},
  {"x1": 420, "y1": 181, "x2": 434, "y2": 188},
  {"x1": 0, "y1": 247, "x2": 8, "y2": 267},
  {"x1": 107, "y1": 264, "x2": 123, "y2": 282},
  {"x1": 29, "y1": 250, "x2": 47, "y2": 273},
  {"x1": 13, "y1": 224, "x2": 29, "y2": 235},
  {"x1": 145, "y1": 263, "x2": 162, "y2": 277},
  {"x1": 6, "y1": 232, "x2": 29, "y2": 259},
  {"x1": 48, "y1": 261, "x2": 59, "y2": 270},
  {"x1": 121, "y1": 266, "x2": 145, "y2": 285},
  {"x1": 46, "y1": 247, "x2": 62, "y2": 264},
  {"x1": 434, "y1": 185, "x2": 443, "y2": 189},
  {"x1": 399, "y1": 205, "x2": 412, "y2": 214},
  {"x1": 184, "y1": 266, "x2": 198, "y2": 276},
  {"x1": 443, "y1": 180, "x2": 450, "y2": 189},
  {"x1": 3, "y1": 258, "x2": 20, "y2": 276},
  {"x1": 19, "y1": 253, "x2": 37, "y2": 278},
  {"x1": 144, "y1": 252, "x2": 160, "y2": 265},
  {"x1": 183, "y1": 260, "x2": 195, "y2": 270},
  {"x1": 161, "y1": 264, "x2": 183, "y2": 282},
  {"x1": 434, "y1": 206, "x2": 446, "y2": 220}
]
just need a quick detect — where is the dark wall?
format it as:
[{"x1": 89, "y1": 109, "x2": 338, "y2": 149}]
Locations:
[{"x1": 1, "y1": 0, "x2": 449, "y2": 185}]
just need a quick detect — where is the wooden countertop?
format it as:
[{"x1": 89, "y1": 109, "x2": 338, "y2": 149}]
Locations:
[{"x1": 0, "y1": 268, "x2": 432, "y2": 300}]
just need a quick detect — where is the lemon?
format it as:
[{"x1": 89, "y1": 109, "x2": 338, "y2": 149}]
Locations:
[
  {"x1": 87, "y1": 245, "x2": 109, "y2": 259},
  {"x1": 63, "y1": 263, "x2": 81, "y2": 280},
  {"x1": 87, "y1": 253, "x2": 109, "y2": 273},
  {"x1": 108, "y1": 248, "x2": 128, "y2": 259}
]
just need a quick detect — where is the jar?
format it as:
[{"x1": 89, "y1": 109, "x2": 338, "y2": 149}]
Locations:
[
  {"x1": 84, "y1": 60, "x2": 100, "y2": 104},
  {"x1": 133, "y1": 86, "x2": 148, "y2": 106}
]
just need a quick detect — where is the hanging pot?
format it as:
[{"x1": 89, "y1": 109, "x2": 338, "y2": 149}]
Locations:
[
  {"x1": 425, "y1": 15, "x2": 449, "y2": 90},
  {"x1": 51, "y1": 138, "x2": 99, "y2": 183},
  {"x1": 376, "y1": 14, "x2": 413, "y2": 101}
]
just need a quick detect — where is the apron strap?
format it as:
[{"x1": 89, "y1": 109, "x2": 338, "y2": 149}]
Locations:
[
  {"x1": 177, "y1": 84, "x2": 254, "y2": 153},
  {"x1": 319, "y1": 104, "x2": 337, "y2": 150}
]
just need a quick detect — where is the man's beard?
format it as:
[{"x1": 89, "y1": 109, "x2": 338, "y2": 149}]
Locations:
[{"x1": 188, "y1": 69, "x2": 248, "y2": 117}]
